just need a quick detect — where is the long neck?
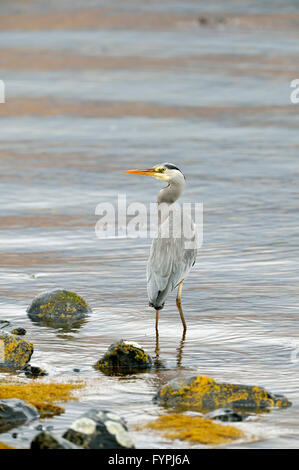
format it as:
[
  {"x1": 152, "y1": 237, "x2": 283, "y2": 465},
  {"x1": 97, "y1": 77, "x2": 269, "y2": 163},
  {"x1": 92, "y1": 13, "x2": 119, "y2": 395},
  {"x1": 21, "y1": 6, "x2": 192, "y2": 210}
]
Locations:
[
  {"x1": 157, "y1": 178, "x2": 184, "y2": 206},
  {"x1": 157, "y1": 177, "x2": 184, "y2": 227}
]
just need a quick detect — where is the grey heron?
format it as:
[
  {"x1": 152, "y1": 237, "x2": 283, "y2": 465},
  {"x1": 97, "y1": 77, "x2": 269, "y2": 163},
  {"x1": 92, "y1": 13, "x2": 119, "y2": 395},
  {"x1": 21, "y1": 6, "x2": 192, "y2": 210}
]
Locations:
[{"x1": 126, "y1": 163, "x2": 197, "y2": 333}]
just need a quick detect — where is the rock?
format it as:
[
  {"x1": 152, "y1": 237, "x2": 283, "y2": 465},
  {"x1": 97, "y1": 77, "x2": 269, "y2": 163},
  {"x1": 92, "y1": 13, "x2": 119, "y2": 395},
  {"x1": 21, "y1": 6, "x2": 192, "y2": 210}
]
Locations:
[
  {"x1": 206, "y1": 408, "x2": 246, "y2": 422},
  {"x1": 34, "y1": 403, "x2": 64, "y2": 419},
  {"x1": 31, "y1": 432, "x2": 82, "y2": 449},
  {"x1": 11, "y1": 328, "x2": 26, "y2": 336},
  {"x1": 94, "y1": 340, "x2": 152, "y2": 374},
  {"x1": 63, "y1": 409, "x2": 135, "y2": 449},
  {"x1": 154, "y1": 375, "x2": 291, "y2": 413},
  {"x1": 27, "y1": 289, "x2": 91, "y2": 328},
  {"x1": 0, "y1": 398, "x2": 39, "y2": 432},
  {"x1": 22, "y1": 364, "x2": 48, "y2": 378},
  {"x1": 0, "y1": 332, "x2": 33, "y2": 368}
]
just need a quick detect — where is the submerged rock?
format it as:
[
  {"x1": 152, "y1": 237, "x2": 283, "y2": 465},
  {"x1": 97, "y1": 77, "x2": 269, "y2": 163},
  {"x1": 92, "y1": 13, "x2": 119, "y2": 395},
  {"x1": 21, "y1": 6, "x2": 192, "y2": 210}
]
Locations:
[
  {"x1": 63, "y1": 409, "x2": 135, "y2": 449},
  {"x1": 22, "y1": 364, "x2": 48, "y2": 378},
  {"x1": 154, "y1": 376, "x2": 291, "y2": 413},
  {"x1": 0, "y1": 398, "x2": 39, "y2": 432},
  {"x1": 0, "y1": 332, "x2": 33, "y2": 368},
  {"x1": 11, "y1": 328, "x2": 26, "y2": 336},
  {"x1": 35, "y1": 403, "x2": 65, "y2": 419},
  {"x1": 206, "y1": 408, "x2": 246, "y2": 422},
  {"x1": 145, "y1": 413, "x2": 244, "y2": 445},
  {"x1": 94, "y1": 340, "x2": 152, "y2": 374},
  {"x1": 27, "y1": 289, "x2": 91, "y2": 328},
  {"x1": 31, "y1": 432, "x2": 82, "y2": 449}
]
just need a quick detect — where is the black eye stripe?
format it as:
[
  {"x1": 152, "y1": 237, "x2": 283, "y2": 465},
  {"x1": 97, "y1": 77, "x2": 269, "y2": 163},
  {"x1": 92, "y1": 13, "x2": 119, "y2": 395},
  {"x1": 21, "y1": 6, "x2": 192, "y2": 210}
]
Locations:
[{"x1": 164, "y1": 163, "x2": 182, "y2": 173}]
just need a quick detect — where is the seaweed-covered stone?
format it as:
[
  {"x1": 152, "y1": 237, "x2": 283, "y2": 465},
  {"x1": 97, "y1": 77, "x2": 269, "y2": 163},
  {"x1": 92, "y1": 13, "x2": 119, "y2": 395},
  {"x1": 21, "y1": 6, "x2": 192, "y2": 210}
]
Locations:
[
  {"x1": 154, "y1": 376, "x2": 291, "y2": 413},
  {"x1": 11, "y1": 328, "x2": 26, "y2": 336},
  {"x1": 63, "y1": 409, "x2": 135, "y2": 449},
  {"x1": 0, "y1": 399, "x2": 39, "y2": 432},
  {"x1": 31, "y1": 432, "x2": 82, "y2": 449},
  {"x1": 0, "y1": 333, "x2": 33, "y2": 368},
  {"x1": 27, "y1": 289, "x2": 91, "y2": 328},
  {"x1": 22, "y1": 364, "x2": 48, "y2": 378},
  {"x1": 206, "y1": 408, "x2": 246, "y2": 422},
  {"x1": 94, "y1": 340, "x2": 152, "y2": 374}
]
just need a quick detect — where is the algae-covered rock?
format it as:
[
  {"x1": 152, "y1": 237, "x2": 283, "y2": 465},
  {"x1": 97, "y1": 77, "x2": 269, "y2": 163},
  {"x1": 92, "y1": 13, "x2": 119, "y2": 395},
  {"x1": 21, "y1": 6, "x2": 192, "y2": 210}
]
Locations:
[
  {"x1": 27, "y1": 289, "x2": 91, "y2": 328},
  {"x1": 63, "y1": 409, "x2": 135, "y2": 449},
  {"x1": 31, "y1": 432, "x2": 82, "y2": 449},
  {"x1": 22, "y1": 364, "x2": 48, "y2": 378},
  {"x1": 0, "y1": 332, "x2": 33, "y2": 368},
  {"x1": 11, "y1": 328, "x2": 26, "y2": 336},
  {"x1": 0, "y1": 398, "x2": 39, "y2": 432},
  {"x1": 36, "y1": 403, "x2": 65, "y2": 419},
  {"x1": 154, "y1": 376, "x2": 291, "y2": 413},
  {"x1": 94, "y1": 340, "x2": 152, "y2": 374},
  {"x1": 145, "y1": 413, "x2": 244, "y2": 445}
]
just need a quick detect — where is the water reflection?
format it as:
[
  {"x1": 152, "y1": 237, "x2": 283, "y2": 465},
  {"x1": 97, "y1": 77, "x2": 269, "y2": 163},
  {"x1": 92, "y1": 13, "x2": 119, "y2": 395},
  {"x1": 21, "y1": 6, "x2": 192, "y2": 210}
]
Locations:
[
  {"x1": 176, "y1": 330, "x2": 186, "y2": 368},
  {"x1": 28, "y1": 316, "x2": 87, "y2": 331},
  {"x1": 154, "y1": 329, "x2": 186, "y2": 369}
]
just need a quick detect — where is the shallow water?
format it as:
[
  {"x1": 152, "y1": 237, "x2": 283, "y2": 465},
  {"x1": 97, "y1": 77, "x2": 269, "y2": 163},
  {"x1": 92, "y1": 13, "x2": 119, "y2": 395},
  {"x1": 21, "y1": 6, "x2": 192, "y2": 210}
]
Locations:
[{"x1": 0, "y1": 0, "x2": 299, "y2": 449}]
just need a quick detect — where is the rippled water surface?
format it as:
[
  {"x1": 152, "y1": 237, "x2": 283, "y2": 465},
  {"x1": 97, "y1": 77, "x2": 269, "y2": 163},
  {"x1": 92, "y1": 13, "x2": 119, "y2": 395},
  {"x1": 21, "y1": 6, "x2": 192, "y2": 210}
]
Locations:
[{"x1": 0, "y1": 0, "x2": 299, "y2": 449}]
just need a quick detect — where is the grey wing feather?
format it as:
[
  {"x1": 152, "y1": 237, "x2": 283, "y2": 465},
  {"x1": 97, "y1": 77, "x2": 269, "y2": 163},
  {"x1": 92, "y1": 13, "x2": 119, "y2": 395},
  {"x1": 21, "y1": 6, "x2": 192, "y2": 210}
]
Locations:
[{"x1": 147, "y1": 216, "x2": 197, "y2": 309}]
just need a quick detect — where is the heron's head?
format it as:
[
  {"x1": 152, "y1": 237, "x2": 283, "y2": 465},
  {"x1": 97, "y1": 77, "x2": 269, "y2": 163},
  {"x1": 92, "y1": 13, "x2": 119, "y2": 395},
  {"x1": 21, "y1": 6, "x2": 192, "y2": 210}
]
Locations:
[{"x1": 125, "y1": 163, "x2": 185, "y2": 184}]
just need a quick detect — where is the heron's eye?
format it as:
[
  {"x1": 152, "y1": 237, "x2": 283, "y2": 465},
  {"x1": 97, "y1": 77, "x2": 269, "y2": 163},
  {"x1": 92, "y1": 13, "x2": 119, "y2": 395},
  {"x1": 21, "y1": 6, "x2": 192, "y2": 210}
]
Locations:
[{"x1": 155, "y1": 167, "x2": 165, "y2": 173}]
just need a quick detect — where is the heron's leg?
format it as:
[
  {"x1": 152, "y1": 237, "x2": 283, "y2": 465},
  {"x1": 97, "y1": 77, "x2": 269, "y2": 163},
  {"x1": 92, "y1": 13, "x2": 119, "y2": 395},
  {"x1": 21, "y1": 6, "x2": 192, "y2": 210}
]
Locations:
[
  {"x1": 176, "y1": 281, "x2": 186, "y2": 331},
  {"x1": 155, "y1": 327, "x2": 159, "y2": 357},
  {"x1": 155, "y1": 309, "x2": 159, "y2": 331},
  {"x1": 176, "y1": 329, "x2": 186, "y2": 367}
]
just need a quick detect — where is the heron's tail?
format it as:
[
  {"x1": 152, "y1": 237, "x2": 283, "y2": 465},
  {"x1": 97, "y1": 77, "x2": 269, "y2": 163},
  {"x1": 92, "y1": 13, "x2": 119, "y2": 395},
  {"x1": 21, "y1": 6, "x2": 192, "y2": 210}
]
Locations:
[
  {"x1": 149, "y1": 300, "x2": 165, "y2": 310},
  {"x1": 148, "y1": 287, "x2": 169, "y2": 310}
]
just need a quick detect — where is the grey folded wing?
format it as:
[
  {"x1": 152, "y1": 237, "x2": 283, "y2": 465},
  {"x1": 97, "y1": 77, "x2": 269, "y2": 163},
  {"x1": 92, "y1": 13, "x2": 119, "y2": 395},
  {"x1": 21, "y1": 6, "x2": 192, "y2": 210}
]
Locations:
[{"x1": 147, "y1": 221, "x2": 197, "y2": 308}]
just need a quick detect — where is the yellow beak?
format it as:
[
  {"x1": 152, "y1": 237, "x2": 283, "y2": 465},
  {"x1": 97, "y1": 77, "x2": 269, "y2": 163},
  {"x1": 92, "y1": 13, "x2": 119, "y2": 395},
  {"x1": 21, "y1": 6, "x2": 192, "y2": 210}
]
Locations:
[{"x1": 125, "y1": 168, "x2": 157, "y2": 176}]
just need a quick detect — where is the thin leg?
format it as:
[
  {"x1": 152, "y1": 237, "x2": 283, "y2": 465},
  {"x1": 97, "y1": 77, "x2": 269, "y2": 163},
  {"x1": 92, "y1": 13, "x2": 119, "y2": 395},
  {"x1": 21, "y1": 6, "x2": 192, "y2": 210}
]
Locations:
[
  {"x1": 155, "y1": 327, "x2": 160, "y2": 358},
  {"x1": 176, "y1": 281, "x2": 186, "y2": 331},
  {"x1": 155, "y1": 309, "x2": 159, "y2": 331}
]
